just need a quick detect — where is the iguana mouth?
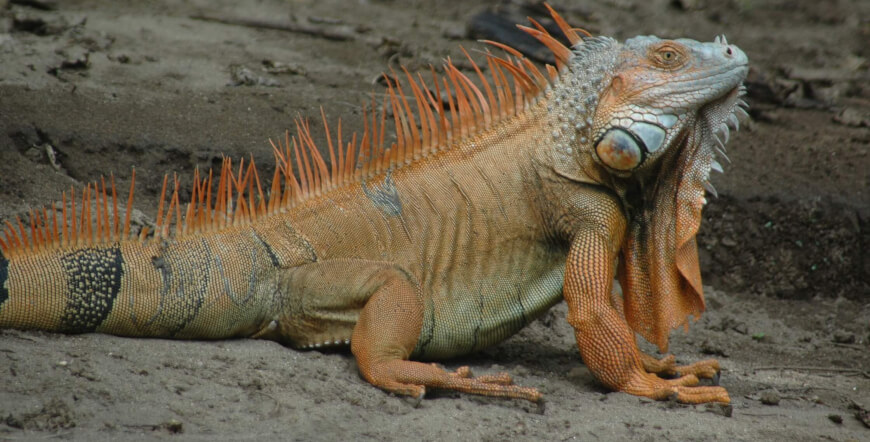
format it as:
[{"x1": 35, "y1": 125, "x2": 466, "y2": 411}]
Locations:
[
  {"x1": 709, "y1": 83, "x2": 746, "y2": 115},
  {"x1": 702, "y1": 69, "x2": 746, "y2": 115}
]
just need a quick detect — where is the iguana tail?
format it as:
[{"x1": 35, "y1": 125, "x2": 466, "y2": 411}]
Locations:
[{"x1": 0, "y1": 160, "x2": 313, "y2": 339}]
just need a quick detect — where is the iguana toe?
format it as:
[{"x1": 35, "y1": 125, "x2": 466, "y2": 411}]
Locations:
[
  {"x1": 673, "y1": 358, "x2": 721, "y2": 380},
  {"x1": 475, "y1": 372, "x2": 514, "y2": 385}
]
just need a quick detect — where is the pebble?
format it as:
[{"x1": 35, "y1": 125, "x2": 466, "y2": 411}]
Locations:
[{"x1": 759, "y1": 389, "x2": 780, "y2": 405}]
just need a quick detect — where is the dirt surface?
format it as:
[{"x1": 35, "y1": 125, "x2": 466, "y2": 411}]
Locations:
[{"x1": 0, "y1": 0, "x2": 868, "y2": 440}]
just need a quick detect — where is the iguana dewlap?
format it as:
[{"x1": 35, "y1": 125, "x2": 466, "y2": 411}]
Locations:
[{"x1": 0, "y1": 6, "x2": 748, "y2": 404}]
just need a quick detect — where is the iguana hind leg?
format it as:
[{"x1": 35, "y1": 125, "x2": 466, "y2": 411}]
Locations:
[{"x1": 350, "y1": 272, "x2": 542, "y2": 402}]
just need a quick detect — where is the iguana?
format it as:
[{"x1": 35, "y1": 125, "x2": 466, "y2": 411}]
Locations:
[{"x1": 0, "y1": 6, "x2": 748, "y2": 404}]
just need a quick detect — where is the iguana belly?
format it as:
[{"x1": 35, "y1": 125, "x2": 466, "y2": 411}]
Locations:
[{"x1": 412, "y1": 251, "x2": 565, "y2": 360}]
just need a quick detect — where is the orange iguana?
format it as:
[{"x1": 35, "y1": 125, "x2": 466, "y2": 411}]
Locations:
[{"x1": 0, "y1": 6, "x2": 748, "y2": 404}]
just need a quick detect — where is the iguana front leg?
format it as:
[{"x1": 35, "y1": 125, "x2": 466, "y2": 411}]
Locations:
[{"x1": 563, "y1": 220, "x2": 730, "y2": 404}]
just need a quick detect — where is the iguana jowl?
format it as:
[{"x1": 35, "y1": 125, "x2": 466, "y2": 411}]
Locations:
[{"x1": 0, "y1": 7, "x2": 748, "y2": 404}]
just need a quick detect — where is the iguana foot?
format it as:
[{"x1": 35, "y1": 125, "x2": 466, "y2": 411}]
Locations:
[
  {"x1": 623, "y1": 372, "x2": 730, "y2": 404},
  {"x1": 448, "y1": 366, "x2": 514, "y2": 385},
  {"x1": 362, "y1": 360, "x2": 543, "y2": 402},
  {"x1": 673, "y1": 358, "x2": 720, "y2": 380},
  {"x1": 640, "y1": 353, "x2": 721, "y2": 380},
  {"x1": 640, "y1": 353, "x2": 680, "y2": 377}
]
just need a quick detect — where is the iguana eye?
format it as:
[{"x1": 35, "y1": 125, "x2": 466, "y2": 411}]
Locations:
[{"x1": 651, "y1": 44, "x2": 685, "y2": 68}]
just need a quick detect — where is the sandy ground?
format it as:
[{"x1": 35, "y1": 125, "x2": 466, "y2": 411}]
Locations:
[{"x1": 0, "y1": 0, "x2": 868, "y2": 440}]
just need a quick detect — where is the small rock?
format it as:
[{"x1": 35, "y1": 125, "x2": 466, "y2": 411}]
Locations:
[
  {"x1": 827, "y1": 414, "x2": 843, "y2": 424},
  {"x1": 832, "y1": 331, "x2": 856, "y2": 344},
  {"x1": 48, "y1": 46, "x2": 90, "y2": 75},
  {"x1": 110, "y1": 53, "x2": 131, "y2": 64},
  {"x1": 441, "y1": 24, "x2": 467, "y2": 40},
  {"x1": 732, "y1": 322, "x2": 749, "y2": 335},
  {"x1": 163, "y1": 418, "x2": 183, "y2": 434},
  {"x1": 833, "y1": 108, "x2": 870, "y2": 128},
  {"x1": 228, "y1": 64, "x2": 281, "y2": 87},
  {"x1": 759, "y1": 389, "x2": 780, "y2": 405},
  {"x1": 5, "y1": 414, "x2": 23, "y2": 429},
  {"x1": 261, "y1": 60, "x2": 306, "y2": 76}
]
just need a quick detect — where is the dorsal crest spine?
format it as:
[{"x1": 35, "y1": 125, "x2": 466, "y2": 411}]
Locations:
[{"x1": 0, "y1": 6, "x2": 587, "y2": 257}]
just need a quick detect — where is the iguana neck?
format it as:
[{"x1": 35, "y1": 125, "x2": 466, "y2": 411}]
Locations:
[{"x1": 542, "y1": 36, "x2": 621, "y2": 190}]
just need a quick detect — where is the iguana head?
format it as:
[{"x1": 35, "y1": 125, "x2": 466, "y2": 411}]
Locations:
[
  {"x1": 590, "y1": 35, "x2": 748, "y2": 174},
  {"x1": 550, "y1": 35, "x2": 748, "y2": 351}
]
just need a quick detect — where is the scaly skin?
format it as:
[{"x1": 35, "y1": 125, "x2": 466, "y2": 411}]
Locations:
[{"x1": 0, "y1": 11, "x2": 748, "y2": 405}]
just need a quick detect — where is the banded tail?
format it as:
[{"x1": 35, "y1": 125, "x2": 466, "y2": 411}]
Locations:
[{"x1": 0, "y1": 162, "x2": 315, "y2": 338}]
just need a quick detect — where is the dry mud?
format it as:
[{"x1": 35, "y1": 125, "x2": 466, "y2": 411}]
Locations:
[{"x1": 0, "y1": 0, "x2": 868, "y2": 440}]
